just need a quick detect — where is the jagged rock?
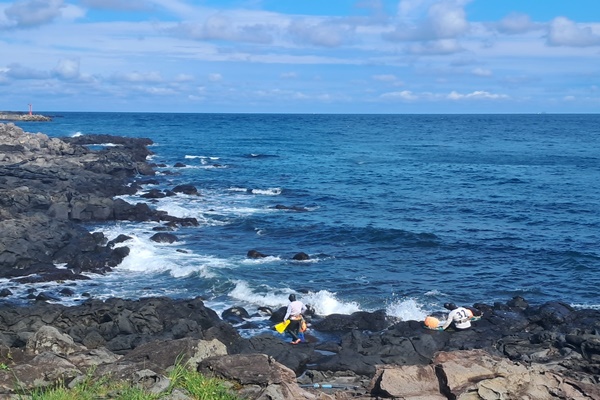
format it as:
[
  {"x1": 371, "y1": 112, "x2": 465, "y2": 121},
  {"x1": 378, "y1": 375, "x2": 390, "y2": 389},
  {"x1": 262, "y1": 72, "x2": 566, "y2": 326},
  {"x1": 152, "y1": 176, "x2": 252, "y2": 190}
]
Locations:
[
  {"x1": 67, "y1": 347, "x2": 122, "y2": 368},
  {"x1": 311, "y1": 309, "x2": 390, "y2": 332},
  {"x1": 26, "y1": 326, "x2": 85, "y2": 356},
  {"x1": 0, "y1": 297, "x2": 598, "y2": 398},
  {"x1": 0, "y1": 123, "x2": 160, "y2": 279},
  {"x1": 370, "y1": 365, "x2": 444, "y2": 399},
  {"x1": 120, "y1": 338, "x2": 227, "y2": 372},
  {"x1": 198, "y1": 353, "x2": 317, "y2": 400},
  {"x1": 2, "y1": 352, "x2": 81, "y2": 392},
  {"x1": 433, "y1": 349, "x2": 600, "y2": 399}
]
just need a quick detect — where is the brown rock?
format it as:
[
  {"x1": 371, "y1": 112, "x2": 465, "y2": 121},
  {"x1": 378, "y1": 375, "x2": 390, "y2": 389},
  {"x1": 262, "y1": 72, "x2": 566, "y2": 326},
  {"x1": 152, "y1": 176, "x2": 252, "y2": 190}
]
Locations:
[{"x1": 370, "y1": 365, "x2": 444, "y2": 399}]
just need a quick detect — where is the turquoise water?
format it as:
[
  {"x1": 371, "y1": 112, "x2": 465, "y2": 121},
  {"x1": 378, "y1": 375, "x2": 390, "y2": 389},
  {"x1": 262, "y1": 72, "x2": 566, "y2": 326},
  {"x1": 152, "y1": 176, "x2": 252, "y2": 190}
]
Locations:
[{"x1": 9, "y1": 113, "x2": 600, "y2": 323}]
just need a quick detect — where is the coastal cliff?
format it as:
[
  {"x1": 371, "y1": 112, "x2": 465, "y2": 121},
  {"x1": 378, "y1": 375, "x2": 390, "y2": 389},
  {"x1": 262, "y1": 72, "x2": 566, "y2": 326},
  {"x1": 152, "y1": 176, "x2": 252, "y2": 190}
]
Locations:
[{"x1": 0, "y1": 123, "x2": 599, "y2": 399}]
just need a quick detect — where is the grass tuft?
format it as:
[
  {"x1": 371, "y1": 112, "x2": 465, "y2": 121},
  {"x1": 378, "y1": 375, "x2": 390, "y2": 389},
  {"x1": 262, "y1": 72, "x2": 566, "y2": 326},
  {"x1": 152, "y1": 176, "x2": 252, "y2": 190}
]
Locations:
[{"x1": 15, "y1": 360, "x2": 241, "y2": 400}]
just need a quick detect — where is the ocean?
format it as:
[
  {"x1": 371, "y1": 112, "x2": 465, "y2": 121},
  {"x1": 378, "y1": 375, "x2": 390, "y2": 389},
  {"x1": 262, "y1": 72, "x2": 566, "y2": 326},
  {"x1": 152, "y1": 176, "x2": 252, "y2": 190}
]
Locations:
[{"x1": 9, "y1": 113, "x2": 600, "y2": 333}]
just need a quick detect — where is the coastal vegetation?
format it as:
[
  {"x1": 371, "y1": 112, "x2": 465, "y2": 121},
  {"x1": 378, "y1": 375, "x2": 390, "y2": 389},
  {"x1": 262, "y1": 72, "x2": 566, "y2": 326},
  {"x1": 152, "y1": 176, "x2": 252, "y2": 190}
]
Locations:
[{"x1": 18, "y1": 363, "x2": 240, "y2": 400}]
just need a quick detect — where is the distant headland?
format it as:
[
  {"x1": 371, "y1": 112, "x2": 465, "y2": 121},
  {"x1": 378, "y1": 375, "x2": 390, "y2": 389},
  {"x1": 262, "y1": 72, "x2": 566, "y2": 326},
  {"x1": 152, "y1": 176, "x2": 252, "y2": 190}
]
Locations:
[{"x1": 0, "y1": 111, "x2": 52, "y2": 121}]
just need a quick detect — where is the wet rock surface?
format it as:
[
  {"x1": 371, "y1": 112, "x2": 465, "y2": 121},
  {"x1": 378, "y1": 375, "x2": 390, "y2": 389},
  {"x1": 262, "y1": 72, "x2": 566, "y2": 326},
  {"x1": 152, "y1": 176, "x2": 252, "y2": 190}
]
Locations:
[{"x1": 0, "y1": 123, "x2": 194, "y2": 282}]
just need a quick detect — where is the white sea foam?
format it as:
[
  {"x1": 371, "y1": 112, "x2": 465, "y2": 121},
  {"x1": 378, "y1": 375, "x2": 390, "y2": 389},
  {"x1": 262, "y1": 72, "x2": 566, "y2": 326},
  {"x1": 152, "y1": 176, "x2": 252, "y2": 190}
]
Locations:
[
  {"x1": 117, "y1": 187, "x2": 271, "y2": 221},
  {"x1": 226, "y1": 282, "x2": 361, "y2": 316},
  {"x1": 184, "y1": 155, "x2": 220, "y2": 160},
  {"x1": 240, "y1": 256, "x2": 282, "y2": 265},
  {"x1": 303, "y1": 290, "x2": 361, "y2": 315},
  {"x1": 72, "y1": 132, "x2": 83, "y2": 137},
  {"x1": 385, "y1": 298, "x2": 429, "y2": 321},
  {"x1": 570, "y1": 303, "x2": 600, "y2": 310},
  {"x1": 99, "y1": 225, "x2": 229, "y2": 279},
  {"x1": 228, "y1": 281, "x2": 288, "y2": 308},
  {"x1": 251, "y1": 188, "x2": 282, "y2": 196}
]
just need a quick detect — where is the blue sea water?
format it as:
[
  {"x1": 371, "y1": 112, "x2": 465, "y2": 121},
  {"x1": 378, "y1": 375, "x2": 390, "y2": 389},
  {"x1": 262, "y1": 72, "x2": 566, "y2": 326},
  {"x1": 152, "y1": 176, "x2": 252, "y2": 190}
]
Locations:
[{"x1": 9, "y1": 113, "x2": 600, "y2": 328}]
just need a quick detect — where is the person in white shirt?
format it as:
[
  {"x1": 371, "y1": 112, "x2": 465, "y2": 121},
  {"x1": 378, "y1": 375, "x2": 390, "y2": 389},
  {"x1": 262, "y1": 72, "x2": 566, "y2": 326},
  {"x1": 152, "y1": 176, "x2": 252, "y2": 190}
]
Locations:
[
  {"x1": 441, "y1": 302, "x2": 472, "y2": 331},
  {"x1": 284, "y1": 294, "x2": 307, "y2": 344}
]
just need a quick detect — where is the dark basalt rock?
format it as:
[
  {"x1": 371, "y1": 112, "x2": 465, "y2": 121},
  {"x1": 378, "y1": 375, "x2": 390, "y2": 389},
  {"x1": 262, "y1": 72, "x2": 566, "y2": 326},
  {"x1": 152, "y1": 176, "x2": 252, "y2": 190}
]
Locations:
[
  {"x1": 150, "y1": 233, "x2": 178, "y2": 243},
  {"x1": 222, "y1": 307, "x2": 251, "y2": 324},
  {"x1": 140, "y1": 188, "x2": 167, "y2": 199},
  {"x1": 0, "y1": 295, "x2": 597, "y2": 398},
  {"x1": 247, "y1": 249, "x2": 268, "y2": 258},
  {"x1": 272, "y1": 204, "x2": 308, "y2": 212},
  {"x1": 292, "y1": 252, "x2": 310, "y2": 260},
  {"x1": 172, "y1": 184, "x2": 199, "y2": 195},
  {"x1": 0, "y1": 125, "x2": 201, "y2": 283}
]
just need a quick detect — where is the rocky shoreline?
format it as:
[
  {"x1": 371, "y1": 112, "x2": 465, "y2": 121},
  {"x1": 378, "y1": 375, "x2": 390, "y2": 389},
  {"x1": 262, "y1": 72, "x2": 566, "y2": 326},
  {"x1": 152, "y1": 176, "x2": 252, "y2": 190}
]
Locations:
[{"x1": 0, "y1": 122, "x2": 599, "y2": 399}]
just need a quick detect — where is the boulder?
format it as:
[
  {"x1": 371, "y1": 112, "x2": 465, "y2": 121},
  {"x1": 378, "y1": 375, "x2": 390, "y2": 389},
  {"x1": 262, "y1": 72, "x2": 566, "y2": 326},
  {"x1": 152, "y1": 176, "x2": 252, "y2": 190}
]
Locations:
[
  {"x1": 247, "y1": 249, "x2": 268, "y2": 258},
  {"x1": 198, "y1": 353, "x2": 316, "y2": 400},
  {"x1": 150, "y1": 232, "x2": 178, "y2": 243},
  {"x1": 370, "y1": 365, "x2": 444, "y2": 399},
  {"x1": 292, "y1": 252, "x2": 310, "y2": 261},
  {"x1": 222, "y1": 306, "x2": 251, "y2": 324},
  {"x1": 26, "y1": 326, "x2": 85, "y2": 356}
]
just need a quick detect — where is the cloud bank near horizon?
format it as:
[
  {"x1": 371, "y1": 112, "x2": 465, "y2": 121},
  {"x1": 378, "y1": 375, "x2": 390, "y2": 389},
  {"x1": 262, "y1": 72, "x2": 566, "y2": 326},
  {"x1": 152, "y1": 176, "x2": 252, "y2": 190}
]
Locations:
[{"x1": 1, "y1": 0, "x2": 599, "y2": 113}]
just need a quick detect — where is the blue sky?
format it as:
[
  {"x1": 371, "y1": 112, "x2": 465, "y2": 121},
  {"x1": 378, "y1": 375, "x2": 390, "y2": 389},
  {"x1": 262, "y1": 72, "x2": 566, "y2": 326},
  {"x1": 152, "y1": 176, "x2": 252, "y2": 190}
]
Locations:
[{"x1": 1, "y1": 0, "x2": 599, "y2": 113}]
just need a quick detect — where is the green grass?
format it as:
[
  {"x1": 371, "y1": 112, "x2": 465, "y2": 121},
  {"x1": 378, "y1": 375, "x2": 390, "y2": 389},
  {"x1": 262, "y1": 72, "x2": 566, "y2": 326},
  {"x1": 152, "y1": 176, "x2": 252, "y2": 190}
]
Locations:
[{"x1": 15, "y1": 362, "x2": 241, "y2": 400}]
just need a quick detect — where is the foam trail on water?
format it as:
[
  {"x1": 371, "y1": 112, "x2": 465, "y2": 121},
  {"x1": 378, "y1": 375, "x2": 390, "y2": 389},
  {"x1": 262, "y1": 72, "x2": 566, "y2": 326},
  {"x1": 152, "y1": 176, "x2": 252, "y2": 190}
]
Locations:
[{"x1": 99, "y1": 225, "x2": 229, "y2": 279}]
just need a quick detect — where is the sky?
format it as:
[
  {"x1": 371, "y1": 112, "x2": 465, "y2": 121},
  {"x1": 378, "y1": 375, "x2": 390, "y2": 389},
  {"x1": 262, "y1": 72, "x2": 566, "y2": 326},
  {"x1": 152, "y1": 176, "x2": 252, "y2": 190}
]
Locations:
[{"x1": 0, "y1": 0, "x2": 599, "y2": 114}]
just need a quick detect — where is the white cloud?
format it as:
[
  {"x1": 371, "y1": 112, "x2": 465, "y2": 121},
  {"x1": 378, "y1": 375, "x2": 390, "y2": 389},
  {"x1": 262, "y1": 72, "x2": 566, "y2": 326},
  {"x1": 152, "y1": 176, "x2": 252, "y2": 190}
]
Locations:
[
  {"x1": 175, "y1": 73, "x2": 194, "y2": 82},
  {"x1": 385, "y1": 0, "x2": 469, "y2": 42},
  {"x1": 381, "y1": 90, "x2": 418, "y2": 100},
  {"x1": 496, "y1": 12, "x2": 538, "y2": 34},
  {"x1": 208, "y1": 73, "x2": 222, "y2": 82},
  {"x1": 288, "y1": 18, "x2": 355, "y2": 47},
  {"x1": 141, "y1": 86, "x2": 177, "y2": 95},
  {"x1": 407, "y1": 38, "x2": 463, "y2": 54},
  {"x1": 547, "y1": 17, "x2": 600, "y2": 47},
  {"x1": 372, "y1": 74, "x2": 398, "y2": 82},
  {"x1": 79, "y1": 0, "x2": 151, "y2": 12},
  {"x1": 447, "y1": 90, "x2": 509, "y2": 100},
  {"x1": 4, "y1": 0, "x2": 66, "y2": 28},
  {"x1": 398, "y1": 0, "x2": 426, "y2": 17},
  {"x1": 52, "y1": 58, "x2": 80, "y2": 80},
  {"x1": 471, "y1": 67, "x2": 492, "y2": 77},
  {"x1": 111, "y1": 71, "x2": 164, "y2": 83},
  {"x1": 427, "y1": 1, "x2": 469, "y2": 39},
  {"x1": 171, "y1": 14, "x2": 274, "y2": 44},
  {"x1": 280, "y1": 72, "x2": 297, "y2": 79},
  {"x1": 5, "y1": 63, "x2": 48, "y2": 79}
]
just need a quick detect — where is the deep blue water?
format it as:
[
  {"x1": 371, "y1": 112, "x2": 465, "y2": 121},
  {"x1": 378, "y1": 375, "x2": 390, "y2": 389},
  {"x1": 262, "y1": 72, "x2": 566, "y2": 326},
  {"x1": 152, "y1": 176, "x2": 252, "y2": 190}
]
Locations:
[{"x1": 8, "y1": 113, "x2": 600, "y2": 325}]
